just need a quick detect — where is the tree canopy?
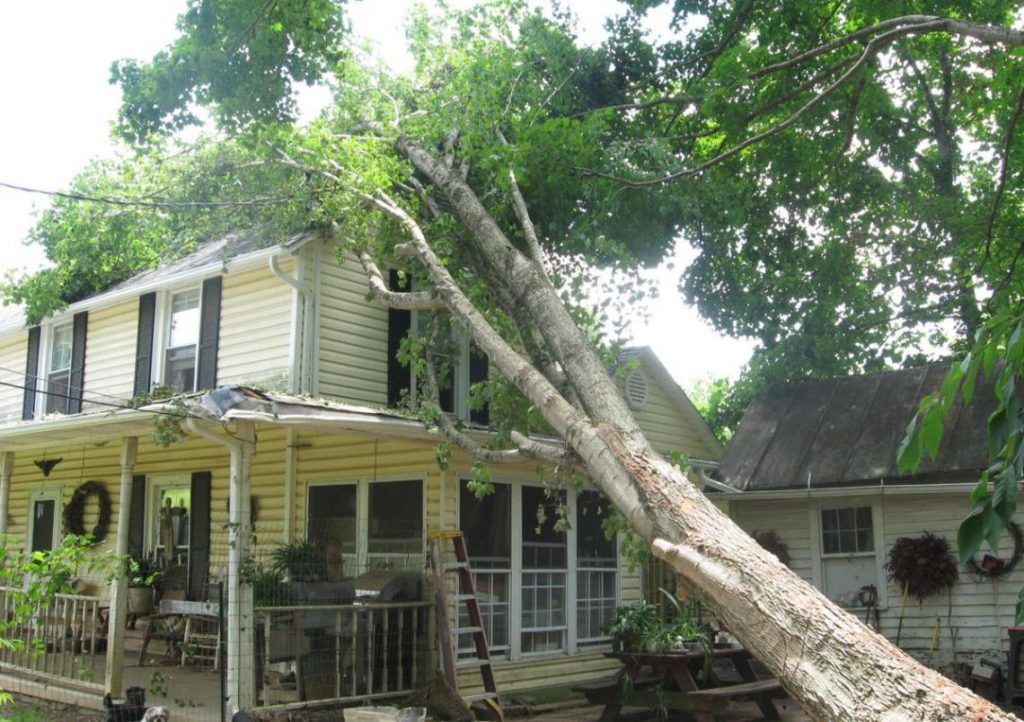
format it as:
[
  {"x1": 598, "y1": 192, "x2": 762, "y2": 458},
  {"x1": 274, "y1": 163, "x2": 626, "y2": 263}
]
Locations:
[{"x1": 7, "y1": 2, "x2": 1024, "y2": 717}]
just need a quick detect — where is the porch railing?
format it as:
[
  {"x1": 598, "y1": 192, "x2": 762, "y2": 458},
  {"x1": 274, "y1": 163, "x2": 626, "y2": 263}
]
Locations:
[
  {"x1": 253, "y1": 601, "x2": 435, "y2": 709},
  {"x1": 0, "y1": 586, "x2": 106, "y2": 689}
]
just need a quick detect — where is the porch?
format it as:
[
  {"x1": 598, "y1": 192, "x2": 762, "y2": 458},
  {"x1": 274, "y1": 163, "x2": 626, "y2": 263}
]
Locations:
[{"x1": 0, "y1": 591, "x2": 435, "y2": 722}]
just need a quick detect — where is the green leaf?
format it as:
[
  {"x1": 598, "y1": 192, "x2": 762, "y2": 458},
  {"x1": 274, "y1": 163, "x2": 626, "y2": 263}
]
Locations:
[
  {"x1": 958, "y1": 511, "x2": 986, "y2": 565},
  {"x1": 897, "y1": 414, "x2": 921, "y2": 473},
  {"x1": 920, "y1": 405, "x2": 945, "y2": 462}
]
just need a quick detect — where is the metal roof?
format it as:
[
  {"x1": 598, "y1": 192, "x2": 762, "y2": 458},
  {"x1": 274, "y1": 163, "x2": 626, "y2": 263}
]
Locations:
[{"x1": 717, "y1": 365, "x2": 995, "y2": 491}]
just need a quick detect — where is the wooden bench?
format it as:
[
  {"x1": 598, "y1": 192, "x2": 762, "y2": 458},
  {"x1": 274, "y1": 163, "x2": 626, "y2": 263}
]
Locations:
[{"x1": 686, "y1": 678, "x2": 783, "y2": 720}]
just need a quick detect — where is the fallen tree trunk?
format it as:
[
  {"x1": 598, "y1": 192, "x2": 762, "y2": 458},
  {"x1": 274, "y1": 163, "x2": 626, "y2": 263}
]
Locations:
[{"x1": 381, "y1": 135, "x2": 1019, "y2": 722}]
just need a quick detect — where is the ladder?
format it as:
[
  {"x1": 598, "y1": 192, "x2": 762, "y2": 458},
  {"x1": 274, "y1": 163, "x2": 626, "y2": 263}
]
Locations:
[{"x1": 428, "y1": 529, "x2": 505, "y2": 721}]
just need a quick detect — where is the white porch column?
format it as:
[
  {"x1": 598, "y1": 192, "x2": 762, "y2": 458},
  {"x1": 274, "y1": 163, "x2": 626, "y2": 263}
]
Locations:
[
  {"x1": 227, "y1": 420, "x2": 256, "y2": 713},
  {"x1": 0, "y1": 451, "x2": 14, "y2": 535},
  {"x1": 105, "y1": 436, "x2": 138, "y2": 695}
]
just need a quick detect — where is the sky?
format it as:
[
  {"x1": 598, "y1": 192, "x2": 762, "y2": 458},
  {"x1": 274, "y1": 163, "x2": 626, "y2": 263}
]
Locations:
[{"x1": 0, "y1": 0, "x2": 754, "y2": 389}]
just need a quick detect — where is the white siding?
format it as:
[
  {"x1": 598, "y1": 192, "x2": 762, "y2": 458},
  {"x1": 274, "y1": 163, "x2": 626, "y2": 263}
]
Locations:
[
  {"x1": 314, "y1": 243, "x2": 389, "y2": 406},
  {"x1": 732, "y1": 492, "x2": 1022, "y2": 670}
]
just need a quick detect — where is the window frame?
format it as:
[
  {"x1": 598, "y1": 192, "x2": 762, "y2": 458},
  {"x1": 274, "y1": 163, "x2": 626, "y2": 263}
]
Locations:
[
  {"x1": 408, "y1": 306, "x2": 472, "y2": 420},
  {"x1": 304, "y1": 475, "x2": 427, "y2": 577},
  {"x1": 33, "y1": 316, "x2": 74, "y2": 417},
  {"x1": 809, "y1": 499, "x2": 886, "y2": 609},
  {"x1": 152, "y1": 285, "x2": 203, "y2": 394},
  {"x1": 456, "y1": 477, "x2": 621, "y2": 662},
  {"x1": 44, "y1": 321, "x2": 74, "y2": 415},
  {"x1": 144, "y1": 474, "x2": 193, "y2": 566}
]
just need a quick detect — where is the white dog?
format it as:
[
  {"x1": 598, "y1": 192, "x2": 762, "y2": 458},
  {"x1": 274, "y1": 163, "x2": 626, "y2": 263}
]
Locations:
[{"x1": 142, "y1": 707, "x2": 170, "y2": 722}]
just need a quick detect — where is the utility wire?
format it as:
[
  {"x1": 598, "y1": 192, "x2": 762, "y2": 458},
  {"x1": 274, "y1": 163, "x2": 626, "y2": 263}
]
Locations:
[
  {"x1": 0, "y1": 362, "x2": 146, "y2": 408},
  {"x1": 0, "y1": 180, "x2": 295, "y2": 209},
  {"x1": 0, "y1": 378, "x2": 197, "y2": 421}
]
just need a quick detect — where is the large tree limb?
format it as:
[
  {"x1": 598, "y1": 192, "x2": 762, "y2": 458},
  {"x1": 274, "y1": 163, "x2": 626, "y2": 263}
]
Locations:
[
  {"x1": 357, "y1": 250, "x2": 445, "y2": 310},
  {"x1": 496, "y1": 128, "x2": 546, "y2": 269}
]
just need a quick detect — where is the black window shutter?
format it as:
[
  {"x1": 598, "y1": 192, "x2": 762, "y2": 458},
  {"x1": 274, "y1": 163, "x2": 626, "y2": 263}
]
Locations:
[
  {"x1": 469, "y1": 345, "x2": 490, "y2": 426},
  {"x1": 387, "y1": 270, "x2": 412, "y2": 407},
  {"x1": 188, "y1": 471, "x2": 212, "y2": 601},
  {"x1": 128, "y1": 474, "x2": 147, "y2": 560},
  {"x1": 133, "y1": 293, "x2": 157, "y2": 397},
  {"x1": 67, "y1": 311, "x2": 88, "y2": 414},
  {"x1": 196, "y1": 276, "x2": 222, "y2": 391},
  {"x1": 22, "y1": 326, "x2": 41, "y2": 420}
]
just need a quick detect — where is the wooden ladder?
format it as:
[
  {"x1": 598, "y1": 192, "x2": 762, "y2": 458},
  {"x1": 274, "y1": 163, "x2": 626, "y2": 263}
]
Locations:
[{"x1": 428, "y1": 529, "x2": 505, "y2": 721}]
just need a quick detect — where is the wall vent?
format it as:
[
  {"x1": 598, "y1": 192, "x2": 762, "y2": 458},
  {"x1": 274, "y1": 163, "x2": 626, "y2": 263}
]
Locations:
[{"x1": 624, "y1": 367, "x2": 649, "y2": 411}]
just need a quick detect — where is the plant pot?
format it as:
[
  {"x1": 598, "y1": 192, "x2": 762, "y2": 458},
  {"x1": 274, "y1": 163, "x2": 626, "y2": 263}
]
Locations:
[{"x1": 127, "y1": 586, "x2": 154, "y2": 615}]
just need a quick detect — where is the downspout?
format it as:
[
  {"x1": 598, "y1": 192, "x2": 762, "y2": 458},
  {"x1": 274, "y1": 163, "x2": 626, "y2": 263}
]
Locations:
[
  {"x1": 187, "y1": 418, "x2": 256, "y2": 715},
  {"x1": 269, "y1": 252, "x2": 312, "y2": 394}
]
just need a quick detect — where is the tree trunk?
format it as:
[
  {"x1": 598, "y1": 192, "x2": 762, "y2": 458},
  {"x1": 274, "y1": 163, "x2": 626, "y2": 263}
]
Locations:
[{"x1": 391, "y1": 138, "x2": 1017, "y2": 721}]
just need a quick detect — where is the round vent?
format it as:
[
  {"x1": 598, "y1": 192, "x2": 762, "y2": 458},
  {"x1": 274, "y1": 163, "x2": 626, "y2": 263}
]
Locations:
[{"x1": 624, "y1": 367, "x2": 649, "y2": 410}]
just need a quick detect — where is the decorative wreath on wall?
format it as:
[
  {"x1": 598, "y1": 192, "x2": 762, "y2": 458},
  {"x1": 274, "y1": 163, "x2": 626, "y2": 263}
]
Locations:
[
  {"x1": 967, "y1": 521, "x2": 1024, "y2": 579},
  {"x1": 62, "y1": 480, "x2": 111, "y2": 545},
  {"x1": 885, "y1": 532, "x2": 958, "y2": 601}
]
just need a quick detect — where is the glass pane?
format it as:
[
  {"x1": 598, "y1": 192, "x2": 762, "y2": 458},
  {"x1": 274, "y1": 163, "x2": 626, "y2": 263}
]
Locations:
[
  {"x1": 50, "y1": 323, "x2": 73, "y2": 371},
  {"x1": 31, "y1": 500, "x2": 55, "y2": 552},
  {"x1": 577, "y1": 490, "x2": 616, "y2": 568},
  {"x1": 838, "y1": 529, "x2": 856, "y2": 553},
  {"x1": 45, "y1": 370, "x2": 70, "y2": 414},
  {"x1": 857, "y1": 528, "x2": 874, "y2": 553},
  {"x1": 155, "y1": 486, "x2": 190, "y2": 565},
  {"x1": 821, "y1": 508, "x2": 837, "y2": 533},
  {"x1": 168, "y1": 289, "x2": 201, "y2": 348},
  {"x1": 165, "y1": 345, "x2": 196, "y2": 393},
  {"x1": 460, "y1": 481, "x2": 511, "y2": 565},
  {"x1": 308, "y1": 484, "x2": 357, "y2": 580},
  {"x1": 856, "y1": 506, "x2": 873, "y2": 529},
  {"x1": 521, "y1": 486, "x2": 566, "y2": 569},
  {"x1": 837, "y1": 507, "x2": 855, "y2": 530},
  {"x1": 822, "y1": 530, "x2": 839, "y2": 555},
  {"x1": 367, "y1": 480, "x2": 423, "y2": 562}
]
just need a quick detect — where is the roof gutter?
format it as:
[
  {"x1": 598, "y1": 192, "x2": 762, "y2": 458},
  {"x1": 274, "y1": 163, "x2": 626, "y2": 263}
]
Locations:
[{"x1": 715, "y1": 481, "x2": 981, "y2": 500}]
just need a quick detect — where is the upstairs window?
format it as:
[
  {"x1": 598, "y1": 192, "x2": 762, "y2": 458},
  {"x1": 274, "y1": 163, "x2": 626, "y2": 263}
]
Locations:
[
  {"x1": 45, "y1": 322, "x2": 73, "y2": 414},
  {"x1": 164, "y1": 288, "x2": 201, "y2": 393}
]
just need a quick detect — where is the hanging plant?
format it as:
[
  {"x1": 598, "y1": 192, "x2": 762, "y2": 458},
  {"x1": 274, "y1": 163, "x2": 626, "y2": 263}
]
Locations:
[
  {"x1": 62, "y1": 480, "x2": 112, "y2": 545},
  {"x1": 752, "y1": 529, "x2": 791, "y2": 568},
  {"x1": 885, "y1": 532, "x2": 958, "y2": 601}
]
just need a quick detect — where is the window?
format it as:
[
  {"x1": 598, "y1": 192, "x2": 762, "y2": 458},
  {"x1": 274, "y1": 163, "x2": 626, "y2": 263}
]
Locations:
[
  {"x1": 305, "y1": 479, "x2": 425, "y2": 578},
  {"x1": 164, "y1": 288, "x2": 201, "y2": 392},
  {"x1": 816, "y1": 505, "x2": 881, "y2": 607},
  {"x1": 148, "y1": 481, "x2": 191, "y2": 567},
  {"x1": 576, "y1": 490, "x2": 617, "y2": 646},
  {"x1": 458, "y1": 480, "x2": 619, "y2": 660},
  {"x1": 28, "y1": 487, "x2": 61, "y2": 553},
  {"x1": 458, "y1": 483, "x2": 512, "y2": 657},
  {"x1": 45, "y1": 322, "x2": 73, "y2": 414}
]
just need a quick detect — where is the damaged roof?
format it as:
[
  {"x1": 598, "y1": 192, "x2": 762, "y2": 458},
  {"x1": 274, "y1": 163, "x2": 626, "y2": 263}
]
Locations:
[{"x1": 717, "y1": 365, "x2": 995, "y2": 491}]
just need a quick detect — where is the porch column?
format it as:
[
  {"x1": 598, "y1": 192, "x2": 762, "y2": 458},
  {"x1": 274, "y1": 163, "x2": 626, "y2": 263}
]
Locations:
[
  {"x1": 227, "y1": 420, "x2": 256, "y2": 713},
  {"x1": 105, "y1": 436, "x2": 138, "y2": 695},
  {"x1": 0, "y1": 451, "x2": 14, "y2": 535}
]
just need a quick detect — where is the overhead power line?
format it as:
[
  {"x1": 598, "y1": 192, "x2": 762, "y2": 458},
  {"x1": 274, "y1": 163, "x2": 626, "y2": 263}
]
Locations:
[{"x1": 0, "y1": 180, "x2": 295, "y2": 209}]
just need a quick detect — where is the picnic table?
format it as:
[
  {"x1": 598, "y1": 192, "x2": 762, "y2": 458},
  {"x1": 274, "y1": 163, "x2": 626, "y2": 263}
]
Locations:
[{"x1": 575, "y1": 647, "x2": 782, "y2": 722}]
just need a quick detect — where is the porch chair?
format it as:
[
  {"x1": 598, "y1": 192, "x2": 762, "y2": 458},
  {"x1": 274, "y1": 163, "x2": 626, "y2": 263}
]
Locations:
[{"x1": 138, "y1": 594, "x2": 221, "y2": 669}]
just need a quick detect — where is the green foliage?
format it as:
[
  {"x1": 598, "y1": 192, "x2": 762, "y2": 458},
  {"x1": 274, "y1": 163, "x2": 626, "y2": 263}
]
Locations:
[
  {"x1": 271, "y1": 539, "x2": 327, "y2": 582},
  {"x1": 606, "y1": 600, "x2": 661, "y2": 652},
  {"x1": 3, "y1": 140, "x2": 312, "y2": 323},
  {"x1": 111, "y1": 0, "x2": 348, "y2": 143},
  {"x1": 901, "y1": 312, "x2": 1024, "y2": 593},
  {"x1": 124, "y1": 555, "x2": 164, "y2": 588},
  {"x1": 686, "y1": 376, "x2": 735, "y2": 442}
]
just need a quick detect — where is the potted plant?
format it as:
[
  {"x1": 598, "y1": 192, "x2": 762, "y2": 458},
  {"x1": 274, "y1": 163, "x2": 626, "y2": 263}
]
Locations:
[
  {"x1": 271, "y1": 539, "x2": 328, "y2": 583},
  {"x1": 607, "y1": 601, "x2": 660, "y2": 652},
  {"x1": 125, "y1": 556, "x2": 163, "y2": 616}
]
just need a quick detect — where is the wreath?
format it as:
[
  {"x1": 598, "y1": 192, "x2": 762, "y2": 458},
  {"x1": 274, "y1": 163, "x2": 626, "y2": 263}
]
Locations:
[
  {"x1": 62, "y1": 480, "x2": 111, "y2": 544},
  {"x1": 752, "y1": 529, "x2": 791, "y2": 567},
  {"x1": 967, "y1": 522, "x2": 1024, "y2": 579},
  {"x1": 885, "y1": 532, "x2": 958, "y2": 601}
]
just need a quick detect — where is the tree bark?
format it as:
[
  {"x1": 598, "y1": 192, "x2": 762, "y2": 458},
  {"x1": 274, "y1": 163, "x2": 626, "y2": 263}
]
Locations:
[{"x1": 386, "y1": 138, "x2": 1017, "y2": 722}]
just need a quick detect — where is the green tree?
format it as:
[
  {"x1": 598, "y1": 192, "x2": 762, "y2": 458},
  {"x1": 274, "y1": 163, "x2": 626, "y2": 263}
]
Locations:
[{"x1": 12, "y1": 1, "x2": 1024, "y2": 719}]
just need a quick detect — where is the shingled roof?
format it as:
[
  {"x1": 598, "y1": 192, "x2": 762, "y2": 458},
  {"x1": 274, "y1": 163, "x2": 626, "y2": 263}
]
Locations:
[{"x1": 717, "y1": 365, "x2": 994, "y2": 491}]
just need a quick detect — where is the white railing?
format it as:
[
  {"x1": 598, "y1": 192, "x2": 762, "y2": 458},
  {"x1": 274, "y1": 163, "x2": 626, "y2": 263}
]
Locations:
[
  {"x1": 0, "y1": 586, "x2": 105, "y2": 689},
  {"x1": 253, "y1": 601, "x2": 434, "y2": 709}
]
